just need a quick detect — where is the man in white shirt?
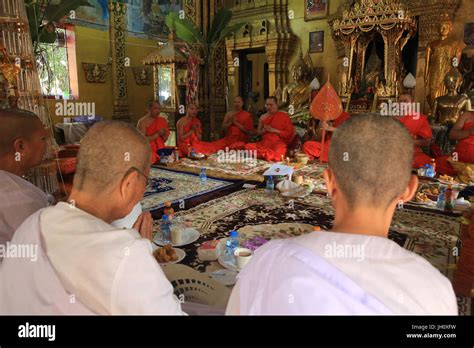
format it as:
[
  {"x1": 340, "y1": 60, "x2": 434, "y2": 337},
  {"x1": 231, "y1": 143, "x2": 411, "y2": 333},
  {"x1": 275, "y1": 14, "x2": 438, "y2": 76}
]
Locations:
[
  {"x1": 0, "y1": 109, "x2": 49, "y2": 250},
  {"x1": 0, "y1": 121, "x2": 185, "y2": 315},
  {"x1": 226, "y1": 114, "x2": 458, "y2": 315}
]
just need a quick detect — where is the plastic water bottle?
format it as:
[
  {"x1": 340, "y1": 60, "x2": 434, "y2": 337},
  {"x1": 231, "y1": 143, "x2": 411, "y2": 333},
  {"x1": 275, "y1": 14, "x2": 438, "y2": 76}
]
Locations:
[
  {"x1": 436, "y1": 187, "x2": 446, "y2": 210},
  {"x1": 425, "y1": 164, "x2": 435, "y2": 178},
  {"x1": 199, "y1": 168, "x2": 207, "y2": 184},
  {"x1": 160, "y1": 214, "x2": 172, "y2": 244},
  {"x1": 266, "y1": 175, "x2": 274, "y2": 193},
  {"x1": 174, "y1": 147, "x2": 180, "y2": 161},
  {"x1": 225, "y1": 230, "x2": 239, "y2": 264}
]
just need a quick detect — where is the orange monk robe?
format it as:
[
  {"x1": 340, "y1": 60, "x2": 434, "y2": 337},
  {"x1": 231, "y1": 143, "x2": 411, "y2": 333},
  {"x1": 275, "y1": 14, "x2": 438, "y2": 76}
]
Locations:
[
  {"x1": 211, "y1": 110, "x2": 254, "y2": 151},
  {"x1": 302, "y1": 111, "x2": 350, "y2": 163},
  {"x1": 398, "y1": 113, "x2": 433, "y2": 169},
  {"x1": 242, "y1": 111, "x2": 295, "y2": 162},
  {"x1": 146, "y1": 116, "x2": 170, "y2": 164},
  {"x1": 177, "y1": 117, "x2": 218, "y2": 157},
  {"x1": 437, "y1": 120, "x2": 474, "y2": 175}
]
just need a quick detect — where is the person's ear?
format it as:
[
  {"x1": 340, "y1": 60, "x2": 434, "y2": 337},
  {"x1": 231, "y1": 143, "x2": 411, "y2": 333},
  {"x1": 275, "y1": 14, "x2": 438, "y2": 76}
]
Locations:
[
  {"x1": 322, "y1": 168, "x2": 336, "y2": 199},
  {"x1": 12, "y1": 138, "x2": 26, "y2": 154},
  {"x1": 400, "y1": 174, "x2": 419, "y2": 203},
  {"x1": 119, "y1": 170, "x2": 138, "y2": 199}
]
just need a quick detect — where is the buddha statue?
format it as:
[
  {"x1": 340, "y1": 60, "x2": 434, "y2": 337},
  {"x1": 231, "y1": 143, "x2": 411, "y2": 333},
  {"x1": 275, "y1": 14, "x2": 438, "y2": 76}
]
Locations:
[
  {"x1": 280, "y1": 53, "x2": 312, "y2": 111},
  {"x1": 363, "y1": 44, "x2": 384, "y2": 91},
  {"x1": 425, "y1": 14, "x2": 466, "y2": 111},
  {"x1": 432, "y1": 68, "x2": 472, "y2": 125}
]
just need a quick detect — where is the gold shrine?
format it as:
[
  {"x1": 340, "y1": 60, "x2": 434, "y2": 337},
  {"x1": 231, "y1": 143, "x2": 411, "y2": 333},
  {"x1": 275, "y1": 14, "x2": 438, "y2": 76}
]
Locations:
[{"x1": 329, "y1": 0, "x2": 417, "y2": 112}]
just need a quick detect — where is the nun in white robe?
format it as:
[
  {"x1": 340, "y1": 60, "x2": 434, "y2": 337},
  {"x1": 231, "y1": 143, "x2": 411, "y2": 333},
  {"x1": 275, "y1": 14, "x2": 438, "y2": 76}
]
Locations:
[
  {"x1": 226, "y1": 231, "x2": 458, "y2": 315},
  {"x1": 0, "y1": 202, "x2": 185, "y2": 315}
]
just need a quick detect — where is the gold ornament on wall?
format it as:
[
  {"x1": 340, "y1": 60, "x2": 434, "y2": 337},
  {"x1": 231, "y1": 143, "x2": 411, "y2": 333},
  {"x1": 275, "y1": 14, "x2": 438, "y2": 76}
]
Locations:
[
  {"x1": 132, "y1": 67, "x2": 152, "y2": 85},
  {"x1": 82, "y1": 63, "x2": 108, "y2": 83}
]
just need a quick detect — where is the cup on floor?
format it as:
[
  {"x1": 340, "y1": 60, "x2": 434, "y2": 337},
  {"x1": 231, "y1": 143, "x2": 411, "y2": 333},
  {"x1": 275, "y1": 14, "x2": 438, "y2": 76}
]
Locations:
[{"x1": 234, "y1": 247, "x2": 253, "y2": 270}]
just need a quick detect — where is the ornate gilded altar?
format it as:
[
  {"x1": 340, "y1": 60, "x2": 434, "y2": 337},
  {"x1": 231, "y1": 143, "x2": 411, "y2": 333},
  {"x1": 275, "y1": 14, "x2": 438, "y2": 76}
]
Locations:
[
  {"x1": 329, "y1": 0, "x2": 417, "y2": 113},
  {"x1": 143, "y1": 32, "x2": 189, "y2": 129}
]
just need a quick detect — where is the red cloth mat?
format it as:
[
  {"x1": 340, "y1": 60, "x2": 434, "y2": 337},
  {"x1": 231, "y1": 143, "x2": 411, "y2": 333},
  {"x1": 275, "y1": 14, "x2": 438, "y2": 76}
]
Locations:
[{"x1": 56, "y1": 157, "x2": 77, "y2": 175}]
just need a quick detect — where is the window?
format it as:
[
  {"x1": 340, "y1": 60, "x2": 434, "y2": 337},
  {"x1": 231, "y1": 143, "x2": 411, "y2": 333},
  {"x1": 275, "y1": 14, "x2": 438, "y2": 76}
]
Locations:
[{"x1": 36, "y1": 25, "x2": 78, "y2": 99}]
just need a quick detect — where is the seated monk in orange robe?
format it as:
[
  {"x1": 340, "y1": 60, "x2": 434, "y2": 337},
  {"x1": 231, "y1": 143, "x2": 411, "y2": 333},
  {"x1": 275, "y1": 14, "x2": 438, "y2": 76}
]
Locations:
[
  {"x1": 237, "y1": 97, "x2": 295, "y2": 162},
  {"x1": 396, "y1": 94, "x2": 433, "y2": 169},
  {"x1": 137, "y1": 100, "x2": 170, "y2": 164},
  {"x1": 211, "y1": 96, "x2": 254, "y2": 151},
  {"x1": 302, "y1": 110, "x2": 350, "y2": 162},
  {"x1": 437, "y1": 110, "x2": 474, "y2": 176},
  {"x1": 176, "y1": 104, "x2": 218, "y2": 157}
]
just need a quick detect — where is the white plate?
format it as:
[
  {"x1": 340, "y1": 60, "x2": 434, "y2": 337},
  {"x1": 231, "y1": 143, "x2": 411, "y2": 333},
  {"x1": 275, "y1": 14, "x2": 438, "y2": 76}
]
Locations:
[
  {"x1": 152, "y1": 244, "x2": 186, "y2": 264},
  {"x1": 154, "y1": 227, "x2": 200, "y2": 247},
  {"x1": 207, "y1": 269, "x2": 237, "y2": 286}
]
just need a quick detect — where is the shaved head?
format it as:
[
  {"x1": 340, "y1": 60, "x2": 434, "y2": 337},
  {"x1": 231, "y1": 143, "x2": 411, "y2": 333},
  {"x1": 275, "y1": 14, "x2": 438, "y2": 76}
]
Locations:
[
  {"x1": 0, "y1": 108, "x2": 44, "y2": 156},
  {"x1": 399, "y1": 93, "x2": 414, "y2": 103},
  {"x1": 328, "y1": 113, "x2": 414, "y2": 209},
  {"x1": 74, "y1": 121, "x2": 151, "y2": 193}
]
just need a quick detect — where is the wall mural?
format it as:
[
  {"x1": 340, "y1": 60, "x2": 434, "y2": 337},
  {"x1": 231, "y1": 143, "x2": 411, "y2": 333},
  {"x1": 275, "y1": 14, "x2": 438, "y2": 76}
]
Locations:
[{"x1": 74, "y1": 0, "x2": 183, "y2": 38}]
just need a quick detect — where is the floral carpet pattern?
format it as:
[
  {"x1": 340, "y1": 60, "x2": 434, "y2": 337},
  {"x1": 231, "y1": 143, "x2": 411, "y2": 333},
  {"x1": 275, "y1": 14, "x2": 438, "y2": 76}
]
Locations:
[
  {"x1": 156, "y1": 189, "x2": 469, "y2": 315},
  {"x1": 141, "y1": 167, "x2": 234, "y2": 211}
]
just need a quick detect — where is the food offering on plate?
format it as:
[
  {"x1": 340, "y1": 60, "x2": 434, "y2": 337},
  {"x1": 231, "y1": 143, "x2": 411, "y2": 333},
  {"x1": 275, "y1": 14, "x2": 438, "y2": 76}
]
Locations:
[
  {"x1": 153, "y1": 244, "x2": 178, "y2": 263},
  {"x1": 197, "y1": 240, "x2": 221, "y2": 261},
  {"x1": 414, "y1": 192, "x2": 433, "y2": 203},
  {"x1": 421, "y1": 185, "x2": 440, "y2": 200},
  {"x1": 438, "y1": 174, "x2": 456, "y2": 184},
  {"x1": 422, "y1": 186, "x2": 440, "y2": 196}
]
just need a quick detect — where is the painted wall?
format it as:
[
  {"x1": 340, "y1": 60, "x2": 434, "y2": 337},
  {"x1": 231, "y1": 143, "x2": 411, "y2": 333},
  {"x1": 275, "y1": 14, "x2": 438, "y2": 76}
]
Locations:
[
  {"x1": 48, "y1": 25, "x2": 158, "y2": 127},
  {"x1": 286, "y1": 0, "x2": 345, "y2": 88}
]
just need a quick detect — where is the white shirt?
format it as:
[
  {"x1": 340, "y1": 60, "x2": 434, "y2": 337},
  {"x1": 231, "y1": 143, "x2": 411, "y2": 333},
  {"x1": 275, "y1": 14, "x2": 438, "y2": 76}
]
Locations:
[
  {"x1": 0, "y1": 170, "x2": 48, "y2": 248},
  {"x1": 0, "y1": 202, "x2": 185, "y2": 315},
  {"x1": 226, "y1": 231, "x2": 458, "y2": 315}
]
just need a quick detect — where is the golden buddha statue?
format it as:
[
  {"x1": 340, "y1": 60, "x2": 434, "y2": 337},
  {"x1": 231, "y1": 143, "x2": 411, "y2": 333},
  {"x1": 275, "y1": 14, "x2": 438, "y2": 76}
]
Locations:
[
  {"x1": 425, "y1": 13, "x2": 466, "y2": 111},
  {"x1": 432, "y1": 67, "x2": 472, "y2": 125},
  {"x1": 364, "y1": 44, "x2": 384, "y2": 90},
  {"x1": 280, "y1": 53, "x2": 311, "y2": 111}
]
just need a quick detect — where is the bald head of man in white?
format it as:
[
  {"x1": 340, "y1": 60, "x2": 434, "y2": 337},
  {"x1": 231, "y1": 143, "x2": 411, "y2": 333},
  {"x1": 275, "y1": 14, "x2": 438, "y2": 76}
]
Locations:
[
  {"x1": 0, "y1": 121, "x2": 185, "y2": 315},
  {"x1": 0, "y1": 108, "x2": 49, "y2": 249}
]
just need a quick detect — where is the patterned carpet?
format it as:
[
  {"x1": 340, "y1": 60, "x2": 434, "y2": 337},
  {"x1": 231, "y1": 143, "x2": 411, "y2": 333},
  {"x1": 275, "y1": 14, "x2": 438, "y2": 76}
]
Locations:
[
  {"x1": 156, "y1": 189, "x2": 470, "y2": 315},
  {"x1": 141, "y1": 167, "x2": 234, "y2": 211}
]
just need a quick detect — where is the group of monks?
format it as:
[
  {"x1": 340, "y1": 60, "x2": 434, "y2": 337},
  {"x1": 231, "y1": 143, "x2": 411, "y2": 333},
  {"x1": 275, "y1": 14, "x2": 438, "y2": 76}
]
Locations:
[
  {"x1": 138, "y1": 93, "x2": 474, "y2": 175},
  {"x1": 0, "y1": 107, "x2": 460, "y2": 315},
  {"x1": 138, "y1": 96, "x2": 298, "y2": 163}
]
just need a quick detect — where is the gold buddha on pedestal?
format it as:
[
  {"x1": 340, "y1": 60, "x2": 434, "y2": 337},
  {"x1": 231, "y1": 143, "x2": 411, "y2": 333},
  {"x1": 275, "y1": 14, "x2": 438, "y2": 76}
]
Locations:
[
  {"x1": 280, "y1": 53, "x2": 312, "y2": 111},
  {"x1": 432, "y1": 68, "x2": 472, "y2": 125},
  {"x1": 425, "y1": 14, "x2": 465, "y2": 112}
]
